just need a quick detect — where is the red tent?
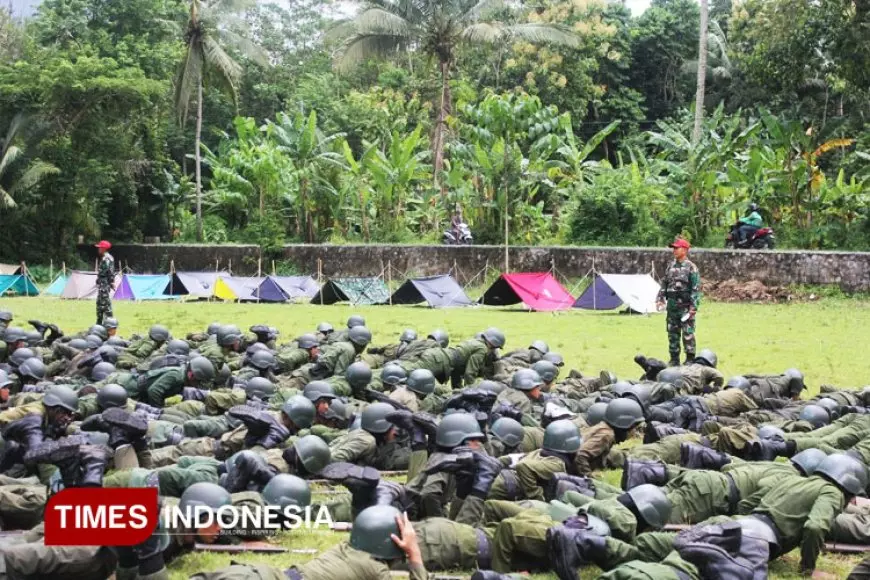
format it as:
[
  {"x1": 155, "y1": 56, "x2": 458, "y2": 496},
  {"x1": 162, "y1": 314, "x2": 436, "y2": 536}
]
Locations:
[{"x1": 480, "y1": 272, "x2": 575, "y2": 311}]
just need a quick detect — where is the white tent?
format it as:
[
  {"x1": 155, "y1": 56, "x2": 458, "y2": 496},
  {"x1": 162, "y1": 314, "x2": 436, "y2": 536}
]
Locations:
[{"x1": 573, "y1": 273, "x2": 662, "y2": 314}]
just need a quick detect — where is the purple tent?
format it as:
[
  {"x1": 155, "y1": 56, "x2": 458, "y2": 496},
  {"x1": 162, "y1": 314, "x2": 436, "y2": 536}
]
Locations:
[
  {"x1": 573, "y1": 274, "x2": 662, "y2": 314},
  {"x1": 256, "y1": 276, "x2": 320, "y2": 302},
  {"x1": 389, "y1": 275, "x2": 474, "y2": 308},
  {"x1": 573, "y1": 275, "x2": 623, "y2": 310},
  {"x1": 114, "y1": 274, "x2": 174, "y2": 301}
]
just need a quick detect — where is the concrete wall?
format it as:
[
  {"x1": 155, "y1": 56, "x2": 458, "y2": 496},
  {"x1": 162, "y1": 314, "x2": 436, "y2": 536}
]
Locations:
[{"x1": 78, "y1": 243, "x2": 870, "y2": 291}]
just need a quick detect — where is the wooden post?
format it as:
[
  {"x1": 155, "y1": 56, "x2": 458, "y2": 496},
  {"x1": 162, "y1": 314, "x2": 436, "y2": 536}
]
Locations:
[
  {"x1": 257, "y1": 257, "x2": 262, "y2": 278},
  {"x1": 504, "y1": 210, "x2": 509, "y2": 273},
  {"x1": 62, "y1": 262, "x2": 67, "y2": 277},
  {"x1": 228, "y1": 259, "x2": 232, "y2": 275},
  {"x1": 317, "y1": 258, "x2": 324, "y2": 306},
  {"x1": 169, "y1": 260, "x2": 175, "y2": 295},
  {"x1": 272, "y1": 260, "x2": 276, "y2": 276},
  {"x1": 387, "y1": 261, "x2": 393, "y2": 306},
  {"x1": 49, "y1": 260, "x2": 53, "y2": 286}
]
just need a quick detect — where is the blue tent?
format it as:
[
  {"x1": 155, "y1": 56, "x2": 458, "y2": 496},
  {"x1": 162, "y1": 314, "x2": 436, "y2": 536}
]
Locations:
[
  {"x1": 44, "y1": 275, "x2": 68, "y2": 296},
  {"x1": 0, "y1": 274, "x2": 39, "y2": 296},
  {"x1": 114, "y1": 274, "x2": 175, "y2": 301}
]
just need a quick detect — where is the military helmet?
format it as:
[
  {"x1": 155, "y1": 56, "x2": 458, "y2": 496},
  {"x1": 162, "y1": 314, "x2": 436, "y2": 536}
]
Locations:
[
  {"x1": 178, "y1": 482, "x2": 232, "y2": 525},
  {"x1": 3, "y1": 327, "x2": 25, "y2": 344},
  {"x1": 0, "y1": 370, "x2": 11, "y2": 388},
  {"x1": 43, "y1": 384, "x2": 78, "y2": 411},
  {"x1": 816, "y1": 398, "x2": 840, "y2": 419},
  {"x1": 167, "y1": 339, "x2": 190, "y2": 356},
  {"x1": 97, "y1": 345, "x2": 119, "y2": 364},
  {"x1": 91, "y1": 361, "x2": 116, "y2": 382},
  {"x1": 292, "y1": 435, "x2": 331, "y2": 474},
  {"x1": 543, "y1": 419, "x2": 583, "y2": 454},
  {"x1": 263, "y1": 474, "x2": 311, "y2": 510},
  {"x1": 245, "y1": 377, "x2": 276, "y2": 400},
  {"x1": 656, "y1": 368, "x2": 682, "y2": 385},
  {"x1": 187, "y1": 356, "x2": 216, "y2": 382},
  {"x1": 350, "y1": 505, "x2": 403, "y2": 560},
  {"x1": 346, "y1": 361, "x2": 372, "y2": 388},
  {"x1": 18, "y1": 357, "x2": 45, "y2": 380},
  {"x1": 24, "y1": 331, "x2": 41, "y2": 346},
  {"x1": 297, "y1": 333, "x2": 320, "y2": 350},
  {"x1": 216, "y1": 363, "x2": 231, "y2": 386},
  {"x1": 625, "y1": 484, "x2": 672, "y2": 529},
  {"x1": 0, "y1": 311, "x2": 12, "y2": 322},
  {"x1": 532, "y1": 360, "x2": 559, "y2": 383},
  {"x1": 316, "y1": 322, "x2": 334, "y2": 334},
  {"x1": 106, "y1": 337, "x2": 127, "y2": 347},
  {"x1": 346, "y1": 315, "x2": 366, "y2": 329},
  {"x1": 604, "y1": 398, "x2": 645, "y2": 430},
  {"x1": 9, "y1": 347, "x2": 36, "y2": 367},
  {"x1": 758, "y1": 425, "x2": 786, "y2": 442},
  {"x1": 625, "y1": 384, "x2": 652, "y2": 408},
  {"x1": 511, "y1": 369, "x2": 543, "y2": 392},
  {"x1": 207, "y1": 322, "x2": 222, "y2": 335},
  {"x1": 694, "y1": 349, "x2": 717, "y2": 368},
  {"x1": 216, "y1": 325, "x2": 241, "y2": 347},
  {"x1": 435, "y1": 412, "x2": 484, "y2": 447},
  {"x1": 323, "y1": 399, "x2": 347, "y2": 421},
  {"x1": 68, "y1": 338, "x2": 90, "y2": 351},
  {"x1": 97, "y1": 384, "x2": 129, "y2": 410},
  {"x1": 399, "y1": 329, "x2": 417, "y2": 343},
  {"x1": 737, "y1": 517, "x2": 779, "y2": 555},
  {"x1": 149, "y1": 324, "x2": 171, "y2": 343},
  {"x1": 529, "y1": 340, "x2": 549, "y2": 354},
  {"x1": 725, "y1": 376, "x2": 750, "y2": 391},
  {"x1": 102, "y1": 317, "x2": 119, "y2": 330},
  {"x1": 481, "y1": 327, "x2": 506, "y2": 349},
  {"x1": 784, "y1": 368, "x2": 805, "y2": 394},
  {"x1": 543, "y1": 352, "x2": 565, "y2": 367},
  {"x1": 348, "y1": 326, "x2": 372, "y2": 347},
  {"x1": 281, "y1": 396, "x2": 316, "y2": 429},
  {"x1": 477, "y1": 379, "x2": 506, "y2": 395},
  {"x1": 428, "y1": 329, "x2": 449, "y2": 348},
  {"x1": 789, "y1": 448, "x2": 827, "y2": 476},
  {"x1": 88, "y1": 325, "x2": 109, "y2": 341},
  {"x1": 814, "y1": 453, "x2": 869, "y2": 496},
  {"x1": 302, "y1": 381, "x2": 336, "y2": 402},
  {"x1": 249, "y1": 350, "x2": 277, "y2": 371},
  {"x1": 799, "y1": 404, "x2": 830, "y2": 428},
  {"x1": 381, "y1": 364, "x2": 407, "y2": 387},
  {"x1": 490, "y1": 417, "x2": 524, "y2": 447},
  {"x1": 407, "y1": 369, "x2": 435, "y2": 396},
  {"x1": 361, "y1": 402, "x2": 394, "y2": 434},
  {"x1": 609, "y1": 381, "x2": 634, "y2": 398},
  {"x1": 586, "y1": 402, "x2": 608, "y2": 425},
  {"x1": 85, "y1": 334, "x2": 104, "y2": 349}
]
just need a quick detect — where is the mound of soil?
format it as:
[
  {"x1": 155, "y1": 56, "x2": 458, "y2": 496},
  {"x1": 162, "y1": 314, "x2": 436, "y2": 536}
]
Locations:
[{"x1": 703, "y1": 279, "x2": 795, "y2": 303}]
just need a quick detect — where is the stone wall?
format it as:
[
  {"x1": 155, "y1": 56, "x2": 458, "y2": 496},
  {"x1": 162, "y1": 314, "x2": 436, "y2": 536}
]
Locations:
[{"x1": 78, "y1": 243, "x2": 870, "y2": 291}]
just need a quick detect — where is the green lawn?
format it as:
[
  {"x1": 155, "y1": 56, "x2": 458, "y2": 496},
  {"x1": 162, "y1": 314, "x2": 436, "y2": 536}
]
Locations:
[{"x1": 2, "y1": 296, "x2": 869, "y2": 578}]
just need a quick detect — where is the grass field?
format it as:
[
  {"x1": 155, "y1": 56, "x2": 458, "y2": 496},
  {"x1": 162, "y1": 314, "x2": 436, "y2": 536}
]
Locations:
[{"x1": 2, "y1": 296, "x2": 869, "y2": 578}]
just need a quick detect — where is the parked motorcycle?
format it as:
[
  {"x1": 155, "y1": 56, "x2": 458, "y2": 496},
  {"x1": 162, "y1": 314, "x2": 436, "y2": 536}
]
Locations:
[
  {"x1": 443, "y1": 223, "x2": 473, "y2": 245},
  {"x1": 725, "y1": 223, "x2": 775, "y2": 249}
]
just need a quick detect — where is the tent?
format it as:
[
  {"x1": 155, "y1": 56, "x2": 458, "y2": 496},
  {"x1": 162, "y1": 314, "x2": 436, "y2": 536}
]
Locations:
[
  {"x1": 0, "y1": 264, "x2": 22, "y2": 275},
  {"x1": 0, "y1": 274, "x2": 39, "y2": 296},
  {"x1": 480, "y1": 272, "x2": 575, "y2": 311},
  {"x1": 256, "y1": 275, "x2": 320, "y2": 302},
  {"x1": 162, "y1": 272, "x2": 228, "y2": 299},
  {"x1": 214, "y1": 276, "x2": 264, "y2": 302},
  {"x1": 60, "y1": 271, "x2": 121, "y2": 300},
  {"x1": 574, "y1": 273, "x2": 662, "y2": 314},
  {"x1": 311, "y1": 277, "x2": 390, "y2": 306},
  {"x1": 114, "y1": 274, "x2": 175, "y2": 301},
  {"x1": 44, "y1": 274, "x2": 68, "y2": 296},
  {"x1": 389, "y1": 275, "x2": 474, "y2": 308}
]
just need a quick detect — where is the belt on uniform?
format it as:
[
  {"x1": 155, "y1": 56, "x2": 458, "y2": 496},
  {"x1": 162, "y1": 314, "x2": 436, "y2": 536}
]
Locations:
[
  {"x1": 725, "y1": 473, "x2": 739, "y2": 515},
  {"x1": 284, "y1": 568, "x2": 304, "y2": 580},
  {"x1": 501, "y1": 469, "x2": 521, "y2": 500},
  {"x1": 475, "y1": 528, "x2": 492, "y2": 570}
]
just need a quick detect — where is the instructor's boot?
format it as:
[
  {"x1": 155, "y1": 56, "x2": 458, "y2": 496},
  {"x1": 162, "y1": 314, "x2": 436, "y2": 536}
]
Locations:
[
  {"x1": 684, "y1": 352, "x2": 696, "y2": 365},
  {"x1": 621, "y1": 459, "x2": 667, "y2": 490},
  {"x1": 668, "y1": 353, "x2": 681, "y2": 367},
  {"x1": 546, "y1": 526, "x2": 607, "y2": 580}
]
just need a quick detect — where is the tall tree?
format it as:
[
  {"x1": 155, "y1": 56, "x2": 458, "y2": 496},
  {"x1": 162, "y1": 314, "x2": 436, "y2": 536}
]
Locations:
[
  {"x1": 174, "y1": 0, "x2": 267, "y2": 241},
  {"x1": 333, "y1": 0, "x2": 578, "y2": 187},
  {"x1": 0, "y1": 114, "x2": 59, "y2": 209},
  {"x1": 692, "y1": 0, "x2": 709, "y2": 144}
]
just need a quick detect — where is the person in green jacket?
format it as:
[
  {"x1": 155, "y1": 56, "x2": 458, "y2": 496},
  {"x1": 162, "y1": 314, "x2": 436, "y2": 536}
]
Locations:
[{"x1": 737, "y1": 202, "x2": 763, "y2": 242}]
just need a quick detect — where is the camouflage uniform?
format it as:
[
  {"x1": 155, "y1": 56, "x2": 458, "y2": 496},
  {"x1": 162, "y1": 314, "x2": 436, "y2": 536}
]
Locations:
[
  {"x1": 95, "y1": 252, "x2": 115, "y2": 325},
  {"x1": 656, "y1": 258, "x2": 701, "y2": 362}
]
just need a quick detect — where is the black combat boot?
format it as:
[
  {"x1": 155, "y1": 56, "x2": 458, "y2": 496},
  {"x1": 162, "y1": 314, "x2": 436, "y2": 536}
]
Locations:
[
  {"x1": 621, "y1": 459, "x2": 668, "y2": 490},
  {"x1": 745, "y1": 439, "x2": 789, "y2": 461},
  {"x1": 679, "y1": 442, "x2": 732, "y2": 469},
  {"x1": 546, "y1": 526, "x2": 607, "y2": 580},
  {"x1": 668, "y1": 353, "x2": 681, "y2": 367},
  {"x1": 78, "y1": 444, "x2": 110, "y2": 487},
  {"x1": 102, "y1": 407, "x2": 148, "y2": 449}
]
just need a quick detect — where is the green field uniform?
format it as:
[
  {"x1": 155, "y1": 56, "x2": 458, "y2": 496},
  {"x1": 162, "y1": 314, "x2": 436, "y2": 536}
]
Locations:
[
  {"x1": 671, "y1": 363, "x2": 724, "y2": 395},
  {"x1": 104, "y1": 456, "x2": 221, "y2": 496},
  {"x1": 116, "y1": 337, "x2": 161, "y2": 370},
  {"x1": 449, "y1": 338, "x2": 491, "y2": 388}
]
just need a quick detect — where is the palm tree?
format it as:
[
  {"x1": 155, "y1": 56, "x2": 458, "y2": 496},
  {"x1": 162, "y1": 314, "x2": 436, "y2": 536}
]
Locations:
[
  {"x1": 692, "y1": 0, "x2": 709, "y2": 145},
  {"x1": 333, "y1": 0, "x2": 579, "y2": 185},
  {"x1": 175, "y1": 0, "x2": 268, "y2": 241},
  {"x1": 0, "y1": 114, "x2": 59, "y2": 209}
]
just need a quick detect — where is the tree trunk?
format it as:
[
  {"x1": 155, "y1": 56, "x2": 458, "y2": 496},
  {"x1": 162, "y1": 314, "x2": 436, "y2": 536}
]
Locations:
[
  {"x1": 195, "y1": 78, "x2": 204, "y2": 242},
  {"x1": 692, "y1": 0, "x2": 708, "y2": 145},
  {"x1": 432, "y1": 59, "x2": 451, "y2": 192}
]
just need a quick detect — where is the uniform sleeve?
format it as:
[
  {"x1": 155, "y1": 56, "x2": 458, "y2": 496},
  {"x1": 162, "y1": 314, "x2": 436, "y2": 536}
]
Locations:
[
  {"x1": 407, "y1": 562, "x2": 428, "y2": 580},
  {"x1": 330, "y1": 433, "x2": 374, "y2": 464},
  {"x1": 689, "y1": 266, "x2": 701, "y2": 310},
  {"x1": 515, "y1": 457, "x2": 561, "y2": 501},
  {"x1": 464, "y1": 350, "x2": 486, "y2": 385},
  {"x1": 574, "y1": 424, "x2": 616, "y2": 475},
  {"x1": 705, "y1": 367, "x2": 724, "y2": 389},
  {"x1": 146, "y1": 369, "x2": 184, "y2": 407},
  {"x1": 800, "y1": 485, "x2": 845, "y2": 572},
  {"x1": 332, "y1": 346, "x2": 356, "y2": 378}
]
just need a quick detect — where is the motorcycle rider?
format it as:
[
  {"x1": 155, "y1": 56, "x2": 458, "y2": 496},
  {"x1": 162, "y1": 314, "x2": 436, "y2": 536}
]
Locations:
[{"x1": 737, "y1": 202, "x2": 763, "y2": 244}]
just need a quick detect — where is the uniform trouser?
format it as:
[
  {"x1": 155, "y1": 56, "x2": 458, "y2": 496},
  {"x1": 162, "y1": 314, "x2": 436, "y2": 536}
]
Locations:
[
  {"x1": 664, "y1": 470, "x2": 733, "y2": 525},
  {"x1": 629, "y1": 433, "x2": 702, "y2": 463},
  {"x1": 104, "y1": 458, "x2": 220, "y2": 497},
  {"x1": 704, "y1": 424, "x2": 757, "y2": 455},
  {"x1": 0, "y1": 484, "x2": 47, "y2": 529},
  {"x1": 599, "y1": 550, "x2": 701, "y2": 580},
  {"x1": 666, "y1": 304, "x2": 695, "y2": 358},
  {"x1": 829, "y1": 502, "x2": 870, "y2": 544},
  {"x1": 189, "y1": 564, "x2": 286, "y2": 580},
  {"x1": 184, "y1": 415, "x2": 234, "y2": 438},
  {"x1": 414, "y1": 517, "x2": 481, "y2": 571},
  {"x1": 790, "y1": 423, "x2": 870, "y2": 455},
  {"x1": 96, "y1": 286, "x2": 112, "y2": 326},
  {"x1": 140, "y1": 432, "x2": 244, "y2": 468},
  {"x1": 0, "y1": 523, "x2": 117, "y2": 580},
  {"x1": 485, "y1": 501, "x2": 555, "y2": 573}
]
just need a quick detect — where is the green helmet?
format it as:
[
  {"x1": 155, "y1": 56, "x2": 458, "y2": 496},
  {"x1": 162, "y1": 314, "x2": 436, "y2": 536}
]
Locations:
[
  {"x1": 188, "y1": 356, "x2": 216, "y2": 382},
  {"x1": 346, "y1": 362, "x2": 372, "y2": 388},
  {"x1": 625, "y1": 384, "x2": 651, "y2": 407},
  {"x1": 490, "y1": 417, "x2": 524, "y2": 447},
  {"x1": 302, "y1": 381, "x2": 336, "y2": 402},
  {"x1": 149, "y1": 324, "x2": 171, "y2": 343},
  {"x1": 350, "y1": 505, "x2": 403, "y2": 560},
  {"x1": 179, "y1": 482, "x2": 232, "y2": 525},
  {"x1": 435, "y1": 412, "x2": 484, "y2": 448},
  {"x1": 88, "y1": 325, "x2": 109, "y2": 341},
  {"x1": 399, "y1": 329, "x2": 417, "y2": 343},
  {"x1": 512, "y1": 369, "x2": 543, "y2": 392},
  {"x1": 361, "y1": 402, "x2": 394, "y2": 434},
  {"x1": 91, "y1": 361, "x2": 116, "y2": 382},
  {"x1": 814, "y1": 453, "x2": 868, "y2": 496},
  {"x1": 784, "y1": 368, "x2": 805, "y2": 394},
  {"x1": 725, "y1": 376, "x2": 750, "y2": 391},
  {"x1": 478, "y1": 379, "x2": 506, "y2": 395},
  {"x1": 348, "y1": 326, "x2": 372, "y2": 347},
  {"x1": 249, "y1": 350, "x2": 276, "y2": 371},
  {"x1": 97, "y1": 384, "x2": 129, "y2": 410},
  {"x1": 347, "y1": 315, "x2": 366, "y2": 329},
  {"x1": 103, "y1": 317, "x2": 119, "y2": 330},
  {"x1": 656, "y1": 368, "x2": 682, "y2": 385},
  {"x1": 529, "y1": 340, "x2": 549, "y2": 354},
  {"x1": 0, "y1": 311, "x2": 11, "y2": 322},
  {"x1": 381, "y1": 364, "x2": 407, "y2": 387},
  {"x1": 9, "y1": 347, "x2": 35, "y2": 368},
  {"x1": 18, "y1": 358, "x2": 45, "y2": 380},
  {"x1": 758, "y1": 425, "x2": 785, "y2": 442},
  {"x1": 292, "y1": 435, "x2": 331, "y2": 474},
  {"x1": 799, "y1": 404, "x2": 830, "y2": 428},
  {"x1": 216, "y1": 325, "x2": 242, "y2": 347},
  {"x1": 3, "y1": 327, "x2": 25, "y2": 344},
  {"x1": 481, "y1": 327, "x2": 506, "y2": 349},
  {"x1": 532, "y1": 361, "x2": 559, "y2": 383},
  {"x1": 245, "y1": 377, "x2": 276, "y2": 400},
  {"x1": 586, "y1": 402, "x2": 608, "y2": 425},
  {"x1": 428, "y1": 329, "x2": 449, "y2": 348},
  {"x1": 43, "y1": 385, "x2": 78, "y2": 411},
  {"x1": 609, "y1": 381, "x2": 633, "y2": 398},
  {"x1": 542, "y1": 419, "x2": 583, "y2": 454},
  {"x1": 604, "y1": 398, "x2": 645, "y2": 430},
  {"x1": 816, "y1": 398, "x2": 841, "y2": 417},
  {"x1": 625, "y1": 484, "x2": 672, "y2": 528},
  {"x1": 316, "y1": 322, "x2": 334, "y2": 334},
  {"x1": 281, "y1": 396, "x2": 316, "y2": 429},
  {"x1": 323, "y1": 399, "x2": 347, "y2": 421},
  {"x1": 24, "y1": 330, "x2": 41, "y2": 346},
  {"x1": 695, "y1": 349, "x2": 717, "y2": 367},
  {"x1": 297, "y1": 334, "x2": 320, "y2": 350},
  {"x1": 68, "y1": 338, "x2": 89, "y2": 351},
  {"x1": 789, "y1": 448, "x2": 827, "y2": 476},
  {"x1": 263, "y1": 474, "x2": 311, "y2": 510},
  {"x1": 543, "y1": 352, "x2": 564, "y2": 367},
  {"x1": 167, "y1": 339, "x2": 190, "y2": 356},
  {"x1": 207, "y1": 322, "x2": 222, "y2": 335},
  {"x1": 407, "y1": 369, "x2": 435, "y2": 396}
]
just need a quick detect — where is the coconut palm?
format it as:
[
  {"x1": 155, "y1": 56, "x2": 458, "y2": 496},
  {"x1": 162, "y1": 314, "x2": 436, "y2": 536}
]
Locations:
[
  {"x1": 333, "y1": 0, "x2": 579, "y2": 184},
  {"x1": 0, "y1": 114, "x2": 58, "y2": 209},
  {"x1": 174, "y1": 0, "x2": 268, "y2": 241},
  {"x1": 692, "y1": 0, "x2": 709, "y2": 145}
]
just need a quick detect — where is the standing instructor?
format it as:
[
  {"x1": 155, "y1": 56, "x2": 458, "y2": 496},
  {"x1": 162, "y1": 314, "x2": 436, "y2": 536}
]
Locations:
[
  {"x1": 95, "y1": 240, "x2": 115, "y2": 325},
  {"x1": 656, "y1": 237, "x2": 701, "y2": 366}
]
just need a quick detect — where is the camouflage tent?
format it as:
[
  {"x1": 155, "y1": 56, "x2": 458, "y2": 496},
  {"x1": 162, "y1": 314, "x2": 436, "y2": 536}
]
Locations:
[{"x1": 311, "y1": 277, "x2": 390, "y2": 306}]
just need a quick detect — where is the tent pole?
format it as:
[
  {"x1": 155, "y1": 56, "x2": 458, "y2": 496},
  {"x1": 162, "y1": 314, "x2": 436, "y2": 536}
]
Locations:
[
  {"x1": 257, "y1": 257, "x2": 262, "y2": 278},
  {"x1": 592, "y1": 257, "x2": 597, "y2": 311},
  {"x1": 272, "y1": 260, "x2": 276, "y2": 276},
  {"x1": 387, "y1": 261, "x2": 392, "y2": 306},
  {"x1": 62, "y1": 262, "x2": 66, "y2": 277},
  {"x1": 49, "y1": 260, "x2": 53, "y2": 287},
  {"x1": 170, "y1": 260, "x2": 175, "y2": 295},
  {"x1": 228, "y1": 259, "x2": 232, "y2": 276},
  {"x1": 318, "y1": 259, "x2": 323, "y2": 306}
]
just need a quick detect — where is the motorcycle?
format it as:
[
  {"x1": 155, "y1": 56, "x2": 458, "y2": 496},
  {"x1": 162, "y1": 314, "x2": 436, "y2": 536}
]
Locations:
[
  {"x1": 443, "y1": 222, "x2": 473, "y2": 245},
  {"x1": 725, "y1": 223, "x2": 775, "y2": 249}
]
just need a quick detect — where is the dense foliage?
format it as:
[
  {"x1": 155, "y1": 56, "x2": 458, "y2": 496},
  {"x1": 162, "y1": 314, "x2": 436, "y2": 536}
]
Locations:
[{"x1": 0, "y1": 0, "x2": 868, "y2": 264}]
